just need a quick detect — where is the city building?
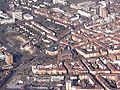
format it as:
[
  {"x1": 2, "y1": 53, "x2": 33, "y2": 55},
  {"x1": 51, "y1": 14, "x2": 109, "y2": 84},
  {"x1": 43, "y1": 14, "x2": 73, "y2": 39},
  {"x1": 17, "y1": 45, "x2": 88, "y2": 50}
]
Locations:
[
  {"x1": 99, "y1": 6, "x2": 108, "y2": 18},
  {"x1": 20, "y1": 43, "x2": 36, "y2": 54},
  {"x1": 32, "y1": 62, "x2": 67, "y2": 75},
  {"x1": 20, "y1": 0, "x2": 27, "y2": 5},
  {"x1": 23, "y1": 13, "x2": 33, "y2": 20},
  {"x1": 78, "y1": 9, "x2": 91, "y2": 18},
  {"x1": 45, "y1": 45, "x2": 58, "y2": 56},
  {"x1": 0, "y1": 19, "x2": 15, "y2": 25},
  {"x1": 99, "y1": 1, "x2": 109, "y2": 18},
  {"x1": 0, "y1": 0, "x2": 120, "y2": 89},
  {"x1": 64, "y1": 60, "x2": 88, "y2": 75},
  {"x1": 4, "y1": 52, "x2": 13, "y2": 65},
  {"x1": 53, "y1": 0, "x2": 66, "y2": 5},
  {"x1": 12, "y1": 10, "x2": 22, "y2": 20},
  {"x1": 96, "y1": 74, "x2": 120, "y2": 90},
  {"x1": 83, "y1": 58, "x2": 110, "y2": 74},
  {"x1": 66, "y1": 80, "x2": 72, "y2": 90}
]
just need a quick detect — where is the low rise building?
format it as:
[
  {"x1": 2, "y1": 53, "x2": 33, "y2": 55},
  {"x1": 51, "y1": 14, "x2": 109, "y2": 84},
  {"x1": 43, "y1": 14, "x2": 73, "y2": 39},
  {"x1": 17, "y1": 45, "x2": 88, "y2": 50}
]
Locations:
[
  {"x1": 0, "y1": 18, "x2": 15, "y2": 24},
  {"x1": 96, "y1": 74, "x2": 120, "y2": 90},
  {"x1": 101, "y1": 56, "x2": 120, "y2": 74},
  {"x1": 12, "y1": 10, "x2": 22, "y2": 20},
  {"x1": 66, "y1": 74, "x2": 104, "y2": 90},
  {"x1": 45, "y1": 45, "x2": 58, "y2": 56},
  {"x1": 82, "y1": 58, "x2": 110, "y2": 74},
  {"x1": 32, "y1": 62, "x2": 67, "y2": 75},
  {"x1": 4, "y1": 52, "x2": 13, "y2": 65},
  {"x1": 64, "y1": 60, "x2": 88, "y2": 75},
  {"x1": 78, "y1": 9, "x2": 91, "y2": 18},
  {"x1": 20, "y1": 43, "x2": 36, "y2": 54}
]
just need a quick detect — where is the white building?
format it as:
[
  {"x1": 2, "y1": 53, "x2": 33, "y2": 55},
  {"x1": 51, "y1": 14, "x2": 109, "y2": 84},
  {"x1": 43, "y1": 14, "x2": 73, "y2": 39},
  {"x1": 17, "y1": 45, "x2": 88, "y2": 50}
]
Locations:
[
  {"x1": 12, "y1": 11, "x2": 22, "y2": 20},
  {"x1": 0, "y1": 18, "x2": 15, "y2": 24},
  {"x1": 0, "y1": 10, "x2": 3, "y2": 14},
  {"x1": 53, "y1": 0, "x2": 66, "y2": 5},
  {"x1": 0, "y1": 52, "x2": 5, "y2": 60},
  {"x1": 51, "y1": 8, "x2": 64, "y2": 14},
  {"x1": 23, "y1": 13, "x2": 33, "y2": 20},
  {"x1": 78, "y1": 10, "x2": 91, "y2": 18}
]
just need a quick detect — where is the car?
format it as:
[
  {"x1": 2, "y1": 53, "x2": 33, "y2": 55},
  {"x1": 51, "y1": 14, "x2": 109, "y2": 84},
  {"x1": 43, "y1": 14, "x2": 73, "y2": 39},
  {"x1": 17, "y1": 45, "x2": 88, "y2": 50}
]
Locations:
[{"x1": 29, "y1": 36, "x2": 34, "y2": 39}]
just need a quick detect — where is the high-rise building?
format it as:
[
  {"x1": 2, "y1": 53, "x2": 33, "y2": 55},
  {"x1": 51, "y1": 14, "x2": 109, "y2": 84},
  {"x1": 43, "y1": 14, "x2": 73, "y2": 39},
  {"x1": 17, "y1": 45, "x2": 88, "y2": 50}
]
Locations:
[
  {"x1": 66, "y1": 80, "x2": 72, "y2": 90},
  {"x1": 99, "y1": 6, "x2": 108, "y2": 18},
  {"x1": 5, "y1": 52, "x2": 13, "y2": 64},
  {"x1": 96, "y1": 6, "x2": 99, "y2": 15},
  {"x1": 99, "y1": 1, "x2": 108, "y2": 18}
]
